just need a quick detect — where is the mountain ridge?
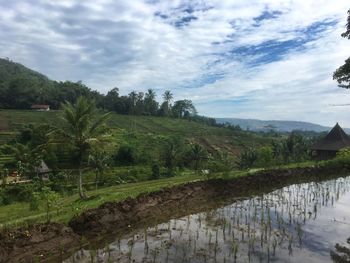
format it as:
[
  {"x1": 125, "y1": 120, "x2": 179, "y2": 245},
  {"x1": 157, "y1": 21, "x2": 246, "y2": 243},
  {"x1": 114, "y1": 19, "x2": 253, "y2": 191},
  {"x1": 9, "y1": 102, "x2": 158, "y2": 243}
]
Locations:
[{"x1": 216, "y1": 118, "x2": 350, "y2": 133}]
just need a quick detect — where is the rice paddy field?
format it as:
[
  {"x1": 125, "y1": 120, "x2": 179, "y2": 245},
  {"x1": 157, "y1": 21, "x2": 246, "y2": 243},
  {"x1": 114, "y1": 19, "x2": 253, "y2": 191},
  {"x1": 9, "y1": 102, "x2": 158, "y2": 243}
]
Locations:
[{"x1": 65, "y1": 175, "x2": 350, "y2": 263}]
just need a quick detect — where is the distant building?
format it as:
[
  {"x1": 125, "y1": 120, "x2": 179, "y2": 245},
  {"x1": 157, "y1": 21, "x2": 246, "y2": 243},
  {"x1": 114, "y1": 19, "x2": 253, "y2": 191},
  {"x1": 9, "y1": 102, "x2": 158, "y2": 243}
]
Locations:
[
  {"x1": 311, "y1": 123, "x2": 350, "y2": 160},
  {"x1": 31, "y1": 104, "x2": 50, "y2": 111}
]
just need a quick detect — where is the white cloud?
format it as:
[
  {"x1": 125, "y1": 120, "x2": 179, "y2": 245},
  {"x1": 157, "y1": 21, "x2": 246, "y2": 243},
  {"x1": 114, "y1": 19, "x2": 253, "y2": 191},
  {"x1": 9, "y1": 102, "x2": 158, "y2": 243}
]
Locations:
[{"x1": 0, "y1": 0, "x2": 349, "y2": 126}]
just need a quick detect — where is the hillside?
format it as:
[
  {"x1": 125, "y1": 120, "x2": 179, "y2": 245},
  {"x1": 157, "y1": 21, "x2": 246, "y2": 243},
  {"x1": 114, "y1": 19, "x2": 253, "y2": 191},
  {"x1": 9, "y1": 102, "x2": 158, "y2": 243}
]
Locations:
[
  {"x1": 216, "y1": 118, "x2": 348, "y2": 133},
  {"x1": 0, "y1": 58, "x2": 52, "y2": 87},
  {"x1": 0, "y1": 110, "x2": 271, "y2": 169},
  {"x1": 0, "y1": 58, "x2": 100, "y2": 110}
]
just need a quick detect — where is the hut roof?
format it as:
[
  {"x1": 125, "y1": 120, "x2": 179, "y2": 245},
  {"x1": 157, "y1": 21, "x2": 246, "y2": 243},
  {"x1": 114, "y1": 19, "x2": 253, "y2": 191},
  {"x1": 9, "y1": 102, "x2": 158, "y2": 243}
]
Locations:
[
  {"x1": 311, "y1": 123, "x2": 350, "y2": 151},
  {"x1": 31, "y1": 104, "x2": 50, "y2": 110},
  {"x1": 34, "y1": 160, "x2": 51, "y2": 174}
]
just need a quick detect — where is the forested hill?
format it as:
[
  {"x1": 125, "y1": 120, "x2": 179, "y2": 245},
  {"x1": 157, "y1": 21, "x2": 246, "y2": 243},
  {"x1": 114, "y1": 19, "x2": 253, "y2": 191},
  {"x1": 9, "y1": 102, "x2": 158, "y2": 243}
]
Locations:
[
  {"x1": 0, "y1": 58, "x2": 202, "y2": 122},
  {"x1": 0, "y1": 58, "x2": 51, "y2": 87},
  {"x1": 0, "y1": 58, "x2": 99, "y2": 110}
]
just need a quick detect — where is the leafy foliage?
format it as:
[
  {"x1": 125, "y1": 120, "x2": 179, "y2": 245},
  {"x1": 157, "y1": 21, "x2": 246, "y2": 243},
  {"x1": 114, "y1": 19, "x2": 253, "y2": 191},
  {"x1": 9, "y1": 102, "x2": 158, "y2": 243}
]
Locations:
[
  {"x1": 333, "y1": 9, "x2": 350, "y2": 89},
  {"x1": 236, "y1": 147, "x2": 258, "y2": 169},
  {"x1": 114, "y1": 145, "x2": 137, "y2": 165},
  {"x1": 185, "y1": 143, "x2": 208, "y2": 172},
  {"x1": 52, "y1": 97, "x2": 110, "y2": 198},
  {"x1": 237, "y1": 133, "x2": 311, "y2": 169}
]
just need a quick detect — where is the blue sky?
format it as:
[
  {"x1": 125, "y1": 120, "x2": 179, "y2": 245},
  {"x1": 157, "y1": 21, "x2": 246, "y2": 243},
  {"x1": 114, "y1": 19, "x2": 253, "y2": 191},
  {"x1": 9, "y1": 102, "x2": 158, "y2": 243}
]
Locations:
[{"x1": 1, "y1": 0, "x2": 350, "y2": 126}]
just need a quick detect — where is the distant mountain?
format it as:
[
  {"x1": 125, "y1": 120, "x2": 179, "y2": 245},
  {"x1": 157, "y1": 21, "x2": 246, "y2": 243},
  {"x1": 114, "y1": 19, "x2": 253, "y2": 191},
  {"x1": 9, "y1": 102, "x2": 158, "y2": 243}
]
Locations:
[{"x1": 216, "y1": 118, "x2": 350, "y2": 133}]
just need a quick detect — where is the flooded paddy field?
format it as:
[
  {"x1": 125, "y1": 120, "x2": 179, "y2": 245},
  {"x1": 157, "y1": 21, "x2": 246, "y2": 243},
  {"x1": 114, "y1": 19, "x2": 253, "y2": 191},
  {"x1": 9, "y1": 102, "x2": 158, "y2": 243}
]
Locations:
[{"x1": 65, "y1": 175, "x2": 350, "y2": 263}]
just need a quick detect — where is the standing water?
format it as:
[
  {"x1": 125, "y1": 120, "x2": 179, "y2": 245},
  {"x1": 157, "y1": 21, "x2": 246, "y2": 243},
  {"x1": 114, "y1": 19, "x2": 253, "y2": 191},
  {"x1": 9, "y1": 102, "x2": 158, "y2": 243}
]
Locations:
[{"x1": 65, "y1": 175, "x2": 350, "y2": 262}]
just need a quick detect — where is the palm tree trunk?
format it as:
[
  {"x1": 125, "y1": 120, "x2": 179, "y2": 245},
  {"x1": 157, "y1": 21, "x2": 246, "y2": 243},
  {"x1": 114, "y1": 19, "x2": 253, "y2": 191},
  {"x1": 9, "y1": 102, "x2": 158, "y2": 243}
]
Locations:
[{"x1": 78, "y1": 167, "x2": 86, "y2": 199}]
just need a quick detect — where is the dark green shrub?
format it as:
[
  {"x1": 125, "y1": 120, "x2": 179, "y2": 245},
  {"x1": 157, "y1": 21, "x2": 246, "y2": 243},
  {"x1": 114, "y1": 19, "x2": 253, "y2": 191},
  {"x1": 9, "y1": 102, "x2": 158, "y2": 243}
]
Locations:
[
  {"x1": 207, "y1": 160, "x2": 227, "y2": 173},
  {"x1": 0, "y1": 184, "x2": 35, "y2": 205},
  {"x1": 256, "y1": 146, "x2": 274, "y2": 167},
  {"x1": 151, "y1": 163, "x2": 160, "y2": 179},
  {"x1": 114, "y1": 145, "x2": 137, "y2": 165}
]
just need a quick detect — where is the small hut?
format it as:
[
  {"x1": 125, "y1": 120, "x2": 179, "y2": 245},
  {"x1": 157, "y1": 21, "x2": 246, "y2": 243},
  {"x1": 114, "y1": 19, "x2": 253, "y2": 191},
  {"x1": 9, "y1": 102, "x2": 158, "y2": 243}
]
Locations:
[
  {"x1": 311, "y1": 123, "x2": 350, "y2": 160},
  {"x1": 31, "y1": 104, "x2": 50, "y2": 111},
  {"x1": 34, "y1": 160, "x2": 51, "y2": 176}
]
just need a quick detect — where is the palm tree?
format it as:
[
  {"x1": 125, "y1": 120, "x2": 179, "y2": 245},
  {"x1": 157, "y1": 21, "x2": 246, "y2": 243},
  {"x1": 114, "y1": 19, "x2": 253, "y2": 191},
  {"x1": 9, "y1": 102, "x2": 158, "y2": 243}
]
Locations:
[
  {"x1": 128, "y1": 91, "x2": 137, "y2": 114},
  {"x1": 162, "y1": 90, "x2": 173, "y2": 104},
  {"x1": 145, "y1": 89, "x2": 156, "y2": 101},
  {"x1": 162, "y1": 90, "x2": 173, "y2": 116},
  {"x1": 162, "y1": 136, "x2": 183, "y2": 175},
  {"x1": 88, "y1": 150, "x2": 110, "y2": 189},
  {"x1": 144, "y1": 89, "x2": 158, "y2": 115},
  {"x1": 187, "y1": 144, "x2": 208, "y2": 173},
  {"x1": 53, "y1": 97, "x2": 110, "y2": 199}
]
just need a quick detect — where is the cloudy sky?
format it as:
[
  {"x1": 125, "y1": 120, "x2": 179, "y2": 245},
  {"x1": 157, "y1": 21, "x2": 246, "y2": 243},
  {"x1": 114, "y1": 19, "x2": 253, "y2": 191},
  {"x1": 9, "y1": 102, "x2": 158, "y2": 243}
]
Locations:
[{"x1": 1, "y1": 0, "x2": 350, "y2": 126}]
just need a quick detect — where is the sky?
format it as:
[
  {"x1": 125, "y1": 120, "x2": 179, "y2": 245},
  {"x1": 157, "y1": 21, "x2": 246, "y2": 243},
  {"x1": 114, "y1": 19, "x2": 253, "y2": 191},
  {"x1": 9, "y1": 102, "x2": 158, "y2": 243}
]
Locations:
[{"x1": 0, "y1": 0, "x2": 350, "y2": 127}]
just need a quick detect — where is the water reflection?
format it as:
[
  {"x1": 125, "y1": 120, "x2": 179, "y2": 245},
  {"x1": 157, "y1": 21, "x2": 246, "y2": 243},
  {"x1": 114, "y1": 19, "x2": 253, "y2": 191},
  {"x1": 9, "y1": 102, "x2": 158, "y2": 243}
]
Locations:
[{"x1": 65, "y1": 176, "x2": 350, "y2": 263}]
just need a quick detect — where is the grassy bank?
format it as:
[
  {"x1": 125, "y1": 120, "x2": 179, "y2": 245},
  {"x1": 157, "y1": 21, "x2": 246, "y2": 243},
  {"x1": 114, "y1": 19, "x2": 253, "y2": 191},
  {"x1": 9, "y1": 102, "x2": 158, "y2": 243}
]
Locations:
[
  {"x1": 0, "y1": 173, "x2": 202, "y2": 227},
  {"x1": 1, "y1": 161, "x2": 322, "y2": 228},
  {"x1": 0, "y1": 169, "x2": 257, "y2": 228}
]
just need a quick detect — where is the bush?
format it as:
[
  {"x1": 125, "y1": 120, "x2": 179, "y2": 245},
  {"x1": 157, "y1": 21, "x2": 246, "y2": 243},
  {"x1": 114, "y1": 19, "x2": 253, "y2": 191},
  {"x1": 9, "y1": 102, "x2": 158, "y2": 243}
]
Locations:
[
  {"x1": 207, "y1": 160, "x2": 228, "y2": 173},
  {"x1": 236, "y1": 148, "x2": 258, "y2": 169},
  {"x1": 0, "y1": 184, "x2": 35, "y2": 205},
  {"x1": 114, "y1": 145, "x2": 137, "y2": 165},
  {"x1": 326, "y1": 147, "x2": 350, "y2": 168},
  {"x1": 336, "y1": 147, "x2": 350, "y2": 161},
  {"x1": 151, "y1": 163, "x2": 160, "y2": 180},
  {"x1": 256, "y1": 146, "x2": 274, "y2": 167}
]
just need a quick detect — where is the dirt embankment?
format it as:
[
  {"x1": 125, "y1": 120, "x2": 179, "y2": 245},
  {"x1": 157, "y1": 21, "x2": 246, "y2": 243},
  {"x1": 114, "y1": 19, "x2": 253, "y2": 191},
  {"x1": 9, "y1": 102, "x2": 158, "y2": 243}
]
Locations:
[
  {"x1": 69, "y1": 165, "x2": 350, "y2": 238},
  {"x1": 0, "y1": 223, "x2": 80, "y2": 263},
  {"x1": 0, "y1": 165, "x2": 349, "y2": 262}
]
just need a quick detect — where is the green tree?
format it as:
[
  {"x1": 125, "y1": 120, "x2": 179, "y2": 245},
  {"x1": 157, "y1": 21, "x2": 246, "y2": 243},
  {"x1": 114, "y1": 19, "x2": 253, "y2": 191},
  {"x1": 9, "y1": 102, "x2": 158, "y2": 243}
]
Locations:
[
  {"x1": 88, "y1": 150, "x2": 110, "y2": 189},
  {"x1": 114, "y1": 145, "x2": 137, "y2": 165},
  {"x1": 333, "y1": 9, "x2": 350, "y2": 89},
  {"x1": 11, "y1": 143, "x2": 43, "y2": 179},
  {"x1": 236, "y1": 147, "x2": 258, "y2": 169},
  {"x1": 256, "y1": 146, "x2": 274, "y2": 167},
  {"x1": 160, "y1": 90, "x2": 173, "y2": 116},
  {"x1": 162, "y1": 136, "x2": 184, "y2": 176},
  {"x1": 104, "y1": 87, "x2": 120, "y2": 111},
  {"x1": 186, "y1": 143, "x2": 208, "y2": 173},
  {"x1": 40, "y1": 186, "x2": 60, "y2": 222},
  {"x1": 128, "y1": 91, "x2": 138, "y2": 114},
  {"x1": 172, "y1": 100, "x2": 197, "y2": 118},
  {"x1": 53, "y1": 96, "x2": 110, "y2": 199},
  {"x1": 144, "y1": 89, "x2": 158, "y2": 115}
]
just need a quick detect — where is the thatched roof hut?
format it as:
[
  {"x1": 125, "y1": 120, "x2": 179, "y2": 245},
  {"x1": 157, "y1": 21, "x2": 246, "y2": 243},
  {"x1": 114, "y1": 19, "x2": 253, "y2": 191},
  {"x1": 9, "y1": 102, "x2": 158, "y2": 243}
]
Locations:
[
  {"x1": 34, "y1": 160, "x2": 51, "y2": 174},
  {"x1": 311, "y1": 123, "x2": 350, "y2": 159}
]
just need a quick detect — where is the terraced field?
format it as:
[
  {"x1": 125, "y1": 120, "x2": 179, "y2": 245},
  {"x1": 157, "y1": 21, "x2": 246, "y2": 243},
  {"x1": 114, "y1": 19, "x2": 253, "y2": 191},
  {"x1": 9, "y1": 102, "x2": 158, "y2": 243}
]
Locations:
[{"x1": 0, "y1": 110, "x2": 270, "y2": 156}]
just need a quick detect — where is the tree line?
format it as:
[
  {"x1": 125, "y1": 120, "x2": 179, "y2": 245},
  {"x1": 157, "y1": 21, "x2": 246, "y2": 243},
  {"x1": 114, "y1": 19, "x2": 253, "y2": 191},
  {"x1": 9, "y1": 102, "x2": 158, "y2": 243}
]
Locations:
[{"x1": 0, "y1": 58, "x2": 202, "y2": 120}]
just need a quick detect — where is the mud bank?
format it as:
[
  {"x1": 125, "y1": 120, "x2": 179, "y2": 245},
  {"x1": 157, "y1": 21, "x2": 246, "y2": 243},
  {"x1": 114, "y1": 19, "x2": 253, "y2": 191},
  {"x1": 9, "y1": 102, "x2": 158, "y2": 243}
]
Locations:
[
  {"x1": 0, "y1": 164, "x2": 349, "y2": 262},
  {"x1": 69, "y1": 165, "x2": 350, "y2": 238},
  {"x1": 0, "y1": 223, "x2": 80, "y2": 263}
]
